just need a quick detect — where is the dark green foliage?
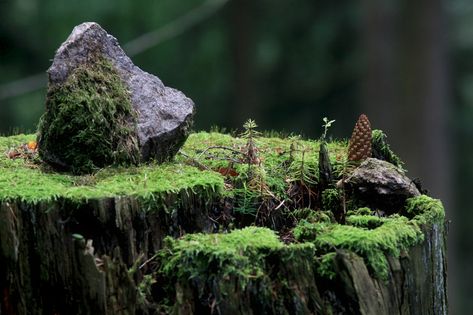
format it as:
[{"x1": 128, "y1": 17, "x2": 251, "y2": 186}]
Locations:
[
  {"x1": 232, "y1": 185, "x2": 260, "y2": 217},
  {"x1": 293, "y1": 219, "x2": 319, "y2": 241},
  {"x1": 321, "y1": 188, "x2": 342, "y2": 211},
  {"x1": 37, "y1": 56, "x2": 140, "y2": 174},
  {"x1": 346, "y1": 214, "x2": 384, "y2": 229},
  {"x1": 371, "y1": 129, "x2": 403, "y2": 168},
  {"x1": 315, "y1": 252, "x2": 337, "y2": 280},
  {"x1": 293, "y1": 208, "x2": 334, "y2": 224},
  {"x1": 346, "y1": 207, "x2": 372, "y2": 216}
]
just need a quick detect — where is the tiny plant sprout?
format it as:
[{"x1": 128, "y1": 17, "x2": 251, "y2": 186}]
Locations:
[
  {"x1": 243, "y1": 119, "x2": 258, "y2": 131},
  {"x1": 322, "y1": 117, "x2": 336, "y2": 141}
]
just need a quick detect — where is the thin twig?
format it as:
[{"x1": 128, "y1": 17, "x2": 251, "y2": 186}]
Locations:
[
  {"x1": 139, "y1": 253, "x2": 158, "y2": 270},
  {"x1": 178, "y1": 150, "x2": 209, "y2": 171},
  {"x1": 197, "y1": 145, "x2": 245, "y2": 159},
  {"x1": 274, "y1": 199, "x2": 286, "y2": 210},
  {"x1": 201, "y1": 154, "x2": 242, "y2": 164}
]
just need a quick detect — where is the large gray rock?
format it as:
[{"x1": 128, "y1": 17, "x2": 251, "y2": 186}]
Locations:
[
  {"x1": 43, "y1": 22, "x2": 194, "y2": 168},
  {"x1": 345, "y1": 158, "x2": 420, "y2": 213}
]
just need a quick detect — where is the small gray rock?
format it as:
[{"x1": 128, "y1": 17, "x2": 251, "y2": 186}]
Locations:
[
  {"x1": 344, "y1": 158, "x2": 420, "y2": 213},
  {"x1": 44, "y1": 22, "x2": 194, "y2": 167}
]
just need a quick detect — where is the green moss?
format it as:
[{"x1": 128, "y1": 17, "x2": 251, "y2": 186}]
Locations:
[
  {"x1": 0, "y1": 134, "x2": 224, "y2": 203},
  {"x1": 4, "y1": 131, "x2": 342, "y2": 204},
  {"x1": 293, "y1": 208, "x2": 334, "y2": 223},
  {"x1": 37, "y1": 55, "x2": 139, "y2": 174},
  {"x1": 158, "y1": 226, "x2": 316, "y2": 309},
  {"x1": 346, "y1": 207, "x2": 372, "y2": 216},
  {"x1": 293, "y1": 220, "x2": 319, "y2": 240},
  {"x1": 181, "y1": 131, "x2": 346, "y2": 196},
  {"x1": 316, "y1": 252, "x2": 337, "y2": 280},
  {"x1": 160, "y1": 227, "x2": 283, "y2": 282},
  {"x1": 180, "y1": 131, "x2": 348, "y2": 219},
  {"x1": 371, "y1": 129, "x2": 404, "y2": 168},
  {"x1": 295, "y1": 215, "x2": 424, "y2": 280},
  {"x1": 405, "y1": 195, "x2": 445, "y2": 225},
  {"x1": 321, "y1": 188, "x2": 342, "y2": 211},
  {"x1": 346, "y1": 214, "x2": 383, "y2": 229}
]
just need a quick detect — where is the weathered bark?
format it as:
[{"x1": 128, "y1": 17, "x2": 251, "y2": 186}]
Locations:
[
  {"x1": 0, "y1": 190, "x2": 218, "y2": 315},
  {"x1": 0, "y1": 193, "x2": 447, "y2": 314},
  {"x1": 322, "y1": 223, "x2": 447, "y2": 315},
  {"x1": 318, "y1": 141, "x2": 333, "y2": 191}
]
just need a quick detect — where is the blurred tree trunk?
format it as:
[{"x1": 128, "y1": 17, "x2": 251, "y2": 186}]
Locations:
[
  {"x1": 360, "y1": 0, "x2": 451, "y2": 205},
  {"x1": 360, "y1": 0, "x2": 398, "y2": 136}
]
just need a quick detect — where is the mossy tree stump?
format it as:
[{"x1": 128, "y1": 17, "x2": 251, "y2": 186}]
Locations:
[{"x1": 0, "y1": 132, "x2": 447, "y2": 314}]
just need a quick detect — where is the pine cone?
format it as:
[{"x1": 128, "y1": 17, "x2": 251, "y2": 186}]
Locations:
[{"x1": 348, "y1": 114, "x2": 372, "y2": 162}]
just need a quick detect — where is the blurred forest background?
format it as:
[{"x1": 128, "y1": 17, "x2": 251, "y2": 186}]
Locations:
[{"x1": 0, "y1": 0, "x2": 470, "y2": 312}]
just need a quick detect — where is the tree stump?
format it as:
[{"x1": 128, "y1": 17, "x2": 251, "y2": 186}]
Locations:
[{"x1": 0, "y1": 132, "x2": 447, "y2": 314}]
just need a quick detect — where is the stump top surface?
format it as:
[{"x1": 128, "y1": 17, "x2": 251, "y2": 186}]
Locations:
[
  {"x1": 0, "y1": 132, "x2": 231, "y2": 202},
  {"x1": 0, "y1": 131, "x2": 346, "y2": 202}
]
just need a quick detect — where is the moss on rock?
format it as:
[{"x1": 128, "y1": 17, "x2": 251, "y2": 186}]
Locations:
[
  {"x1": 371, "y1": 129, "x2": 403, "y2": 168},
  {"x1": 38, "y1": 56, "x2": 140, "y2": 174}
]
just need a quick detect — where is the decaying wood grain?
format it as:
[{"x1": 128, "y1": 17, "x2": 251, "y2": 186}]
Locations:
[{"x1": 0, "y1": 194, "x2": 447, "y2": 314}]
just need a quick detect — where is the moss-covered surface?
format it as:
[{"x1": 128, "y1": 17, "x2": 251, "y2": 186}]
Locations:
[
  {"x1": 158, "y1": 227, "x2": 320, "y2": 313},
  {"x1": 37, "y1": 55, "x2": 140, "y2": 174},
  {"x1": 160, "y1": 227, "x2": 289, "y2": 286},
  {"x1": 294, "y1": 214, "x2": 422, "y2": 280},
  {"x1": 0, "y1": 134, "x2": 224, "y2": 203},
  {"x1": 405, "y1": 194, "x2": 445, "y2": 225},
  {"x1": 0, "y1": 129, "x2": 446, "y2": 312},
  {"x1": 371, "y1": 129, "x2": 404, "y2": 168},
  {"x1": 0, "y1": 130, "x2": 347, "y2": 213}
]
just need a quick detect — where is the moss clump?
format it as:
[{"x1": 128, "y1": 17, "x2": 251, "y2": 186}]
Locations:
[
  {"x1": 158, "y1": 227, "x2": 317, "y2": 312},
  {"x1": 405, "y1": 195, "x2": 445, "y2": 225},
  {"x1": 293, "y1": 208, "x2": 334, "y2": 223},
  {"x1": 295, "y1": 215, "x2": 424, "y2": 280},
  {"x1": 346, "y1": 214, "x2": 383, "y2": 229},
  {"x1": 293, "y1": 220, "x2": 319, "y2": 240},
  {"x1": 346, "y1": 207, "x2": 372, "y2": 216},
  {"x1": 371, "y1": 129, "x2": 403, "y2": 168},
  {"x1": 321, "y1": 188, "x2": 342, "y2": 211},
  {"x1": 38, "y1": 56, "x2": 140, "y2": 174},
  {"x1": 160, "y1": 227, "x2": 284, "y2": 283},
  {"x1": 316, "y1": 252, "x2": 337, "y2": 280}
]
